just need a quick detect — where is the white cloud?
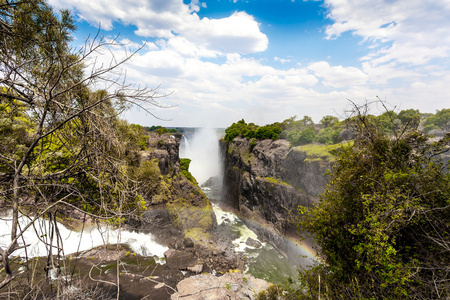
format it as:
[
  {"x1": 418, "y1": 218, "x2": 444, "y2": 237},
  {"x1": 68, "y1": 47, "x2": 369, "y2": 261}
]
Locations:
[
  {"x1": 308, "y1": 61, "x2": 367, "y2": 88},
  {"x1": 274, "y1": 57, "x2": 292, "y2": 64},
  {"x1": 48, "y1": 0, "x2": 450, "y2": 127},
  {"x1": 324, "y1": 0, "x2": 450, "y2": 66},
  {"x1": 49, "y1": 0, "x2": 268, "y2": 55}
]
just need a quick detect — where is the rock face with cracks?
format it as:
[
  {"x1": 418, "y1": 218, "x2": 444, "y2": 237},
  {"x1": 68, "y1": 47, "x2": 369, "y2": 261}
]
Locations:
[
  {"x1": 131, "y1": 132, "x2": 216, "y2": 247},
  {"x1": 221, "y1": 137, "x2": 331, "y2": 236},
  {"x1": 171, "y1": 272, "x2": 270, "y2": 300}
]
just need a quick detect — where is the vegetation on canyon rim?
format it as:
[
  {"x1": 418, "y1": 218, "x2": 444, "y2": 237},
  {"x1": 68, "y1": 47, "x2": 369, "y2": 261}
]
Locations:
[
  {"x1": 297, "y1": 105, "x2": 449, "y2": 299},
  {"x1": 254, "y1": 104, "x2": 450, "y2": 299},
  {"x1": 1, "y1": 0, "x2": 449, "y2": 299},
  {"x1": 224, "y1": 107, "x2": 450, "y2": 147}
]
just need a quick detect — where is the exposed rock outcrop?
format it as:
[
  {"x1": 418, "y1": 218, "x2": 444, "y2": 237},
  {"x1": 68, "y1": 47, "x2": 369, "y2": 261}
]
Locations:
[
  {"x1": 222, "y1": 137, "x2": 331, "y2": 236},
  {"x1": 130, "y1": 133, "x2": 216, "y2": 247},
  {"x1": 171, "y1": 273, "x2": 270, "y2": 300}
]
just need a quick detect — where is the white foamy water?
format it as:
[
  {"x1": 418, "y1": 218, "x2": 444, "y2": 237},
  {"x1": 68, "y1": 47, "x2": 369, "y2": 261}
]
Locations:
[
  {"x1": 0, "y1": 211, "x2": 168, "y2": 259},
  {"x1": 212, "y1": 204, "x2": 264, "y2": 252}
]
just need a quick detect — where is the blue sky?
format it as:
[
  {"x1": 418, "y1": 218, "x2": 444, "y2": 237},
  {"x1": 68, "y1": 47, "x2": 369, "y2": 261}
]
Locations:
[{"x1": 48, "y1": 0, "x2": 450, "y2": 128}]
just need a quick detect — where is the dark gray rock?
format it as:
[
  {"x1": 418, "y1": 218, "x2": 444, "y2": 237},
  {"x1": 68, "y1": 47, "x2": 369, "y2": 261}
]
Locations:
[
  {"x1": 221, "y1": 137, "x2": 331, "y2": 235},
  {"x1": 245, "y1": 237, "x2": 261, "y2": 248},
  {"x1": 183, "y1": 237, "x2": 194, "y2": 248}
]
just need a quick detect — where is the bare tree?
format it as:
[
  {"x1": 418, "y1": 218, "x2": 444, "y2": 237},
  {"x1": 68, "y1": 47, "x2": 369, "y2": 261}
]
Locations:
[{"x1": 0, "y1": 0, "x2": 166, "y2": 295}]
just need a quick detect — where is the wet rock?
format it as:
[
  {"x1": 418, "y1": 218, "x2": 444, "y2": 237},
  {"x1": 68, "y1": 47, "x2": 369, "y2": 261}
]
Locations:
[
  {"x1": 245, "y1": 237, "x2": 262, "y2": 248},
  {"x1": 81, "y1": 247, "x2": 128, "y2": 262},
  {"x1": 164, "y1": 248, "x2": 176, "y2": 259},
  {"x1": 165, "y1": 250, "x2": 199, "y2": 270}
]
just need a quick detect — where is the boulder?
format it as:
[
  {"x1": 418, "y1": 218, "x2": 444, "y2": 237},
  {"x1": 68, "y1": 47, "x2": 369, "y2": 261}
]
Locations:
[
  {"x1": 171, "y1": 273, "x2": 270, "y2": 300},
  {"x1": 245, "y1": 237, "x2": 262, "y2": 248},
  {"x1": 183, "y1": 237, "x2": 194, "y2": 248},
  {"x1": 187, "y1": 264, "x2": 203, "y2": 273},
  {"x1": 164, "y1": 248, "x2": 176, "y2": 259},
  {"x1": 165, "y1": 250, "x2": 200, "y2": 270},
  {"x1": 213, "y1": 246, "x2": 226, "y2": 255}
]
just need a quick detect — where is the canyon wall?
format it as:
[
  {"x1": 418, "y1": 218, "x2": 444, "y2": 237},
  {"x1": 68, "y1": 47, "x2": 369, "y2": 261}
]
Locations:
[
  {"x1": 222, "y1": 137, "x2": 332, "y2": 236},
  {"x1": 133, "y1": 132, "x2": 216, "y2": 246}
]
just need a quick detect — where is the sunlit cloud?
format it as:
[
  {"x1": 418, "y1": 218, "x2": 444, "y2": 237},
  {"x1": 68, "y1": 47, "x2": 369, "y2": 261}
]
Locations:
[{"x1": 49, "y1": 0, "x2": 450, "y2": 127}]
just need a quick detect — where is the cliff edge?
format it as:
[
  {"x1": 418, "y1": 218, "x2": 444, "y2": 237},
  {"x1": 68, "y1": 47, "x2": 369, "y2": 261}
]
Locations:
[
  {"x1": 222, "y1": 137, "x2": 332, "y2": 236},
  {"x1": 131, "y1": 132, "x2": 216, "y2": 246}
]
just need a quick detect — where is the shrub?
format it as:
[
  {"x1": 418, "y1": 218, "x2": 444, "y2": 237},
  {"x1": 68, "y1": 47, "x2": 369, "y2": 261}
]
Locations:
[
  {"x1": 297, "y1": 108, "x2": 450, "y2": 299},
  {"x1": 290, "y1": 127, "x2": 316, "y2": 146},
  {"x1": 180, "y1": 158, "x2": 197, "y2": 184}
]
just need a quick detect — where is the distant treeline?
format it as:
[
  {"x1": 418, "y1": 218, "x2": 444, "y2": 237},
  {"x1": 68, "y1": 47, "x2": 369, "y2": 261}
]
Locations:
[
  {"x1": 145, "y1": 125, "x2": 178, "y2": 134},
  {"x1": 224, "y1": 108, "x2": 450, "y2": 146}
]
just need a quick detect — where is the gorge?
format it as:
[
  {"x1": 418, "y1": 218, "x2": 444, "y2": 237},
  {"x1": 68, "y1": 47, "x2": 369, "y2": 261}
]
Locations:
[
  {"x1": 0, "y1": 127, "x2": 324, "y2": 299},
  {"x1": 1, "y1": 117, "x2": 449, "y2": 299},
  {"x1": 180, "y1": 128, "x2": 320, "y2": 282}
]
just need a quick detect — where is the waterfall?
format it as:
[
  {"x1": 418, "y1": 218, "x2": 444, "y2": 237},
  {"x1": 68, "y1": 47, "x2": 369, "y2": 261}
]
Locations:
[
  {"x1": 180, "y1": 128, "x2": 223, "y2": 185},
  {"x1": 180, "y1": 127, "x2": 316, "y2": 284},
  {"x1": 180, "y1": 135, "x2": 191, "y2": 157}
]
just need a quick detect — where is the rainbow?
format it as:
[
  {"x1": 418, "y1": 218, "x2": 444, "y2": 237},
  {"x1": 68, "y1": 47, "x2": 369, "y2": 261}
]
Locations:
[{"x1": 285, "y1": 235, "x2": 322, "y2": 264}]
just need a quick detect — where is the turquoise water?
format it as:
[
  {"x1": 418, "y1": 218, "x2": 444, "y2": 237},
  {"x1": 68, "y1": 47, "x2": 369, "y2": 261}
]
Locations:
[{"x1": 212, "y1": 204, "x2": 304, "y2": 284}]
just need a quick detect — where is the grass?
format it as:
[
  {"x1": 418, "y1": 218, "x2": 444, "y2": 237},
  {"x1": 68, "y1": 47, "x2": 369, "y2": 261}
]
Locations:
[
  {"x1": 264, "y1": 177, "x2": 290, "y2": 186},
  {"x1": 298, "y1": 142, "x2": 352, "y2": 162}
]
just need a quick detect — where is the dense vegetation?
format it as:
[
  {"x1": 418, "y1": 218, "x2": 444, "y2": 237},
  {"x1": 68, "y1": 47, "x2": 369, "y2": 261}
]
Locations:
[
  {"x1": 299, "y1": 111, "x2": 449, "y2": 299},
  {"x1": 257, "y1": 106, "x2": 450, "y2": 300},
  {"x1": 146, "y1": 125, "x2": 178, "y2": 135},
  {"x1": 224, "y1": 108, "x2": 449, "y2": 147},
  {"x1": 0, "y1": 0, "x2": 164, "y2": 293},
  {"x1": 180, "y1": 158, "x2": 197, "y2": 185}
]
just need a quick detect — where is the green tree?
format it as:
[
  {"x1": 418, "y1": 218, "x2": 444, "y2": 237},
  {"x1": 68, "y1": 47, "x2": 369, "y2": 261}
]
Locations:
[
  {"x1": 298, "y1": 107, "x2": 450, "y2": 299},
  {"x1": 423, "y1": 108, "x2": 450, "y2": 133},
  {"x1": 375, "y1": 110, "x2": 398, "y2": 134},
  {"x1": 315, "y1": 127, "x2": 341, "y2": 145},
  {"x1": 224, "y1": 119, "x2": 281, "y2": 142},
  {"x1": 0, "y1": 0, "x2": 163, "y2": 290},
  {"x1": 290, "y1": 127, "x2": 316, "y2": 146},
  {"x1": 397, "y1": 108, "x2": 421, "y2": 130},
  {"x1": 319, "y1": 115, "x2": 339, "y2": 128}
]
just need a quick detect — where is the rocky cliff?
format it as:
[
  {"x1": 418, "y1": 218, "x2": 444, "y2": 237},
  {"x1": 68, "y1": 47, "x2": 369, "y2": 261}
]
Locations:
[
  {"x1": 131, "y1": 132, "x2": 216, "y2": 246},
  {"x1": 222, "y1": 137, "x2": 332, "y2": 236}
]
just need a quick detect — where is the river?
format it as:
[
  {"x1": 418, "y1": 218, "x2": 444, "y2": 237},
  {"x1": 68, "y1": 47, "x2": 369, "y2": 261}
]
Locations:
[
  {"x1": 0, "y1": 128, "x2": 315, "y2": 286},
  {"x1": 180, "y1": 127, "x2": 316, "y2": 284},
  {"x1": 0, "y1": 210, "x2": 167, "y2": 261}
]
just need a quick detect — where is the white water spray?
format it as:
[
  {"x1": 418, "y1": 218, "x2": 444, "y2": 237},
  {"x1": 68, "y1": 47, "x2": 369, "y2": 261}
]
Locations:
[
  {"x1": 180, "y1": 135, "x2": 191, "y2": 155},
  {"x1": 0, "y1": 211, "x2": 168, "y2": 259},
  {"x1": 179, "y1": 127, "x2": 223, "y2": 185}
]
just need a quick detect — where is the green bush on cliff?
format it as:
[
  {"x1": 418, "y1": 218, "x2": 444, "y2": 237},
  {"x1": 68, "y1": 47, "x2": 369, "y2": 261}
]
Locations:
[
  {"x1": 180, "y1": 158, "x2": 198, "y2": 184},
  {"x1": 131, "y1": 160, "x2": 161, "y2": 197},
  {"x1": 315, "y1": 127, "x2": 341, "y2": 145},
  {"x1": 296, "y1": 107, "x2": 450, "y2": 299},
  {"x1": 224, "y1": 116, "x2": 343, "y2": 146},
  {"x1": 147, "y1": 125, "x2": 178, "y2": 134},
  {"x1": 289, "y1": 127, "x2": 316, "y2": 146},
  {"x1": 423, "y1": 108, "x2": 450, "y2": 133},
  {"x1": 224, "y1": 119, "x2": 282, "y2": 142}
]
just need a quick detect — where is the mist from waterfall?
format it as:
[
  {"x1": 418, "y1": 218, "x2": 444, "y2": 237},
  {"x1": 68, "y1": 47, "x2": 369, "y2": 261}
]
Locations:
[
  {"x1": 179, "y1": 127, "x2": 223, "y2": 186},
  {"x1": 179, "y1": 127, "x2": 314, "y2": 283}
]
